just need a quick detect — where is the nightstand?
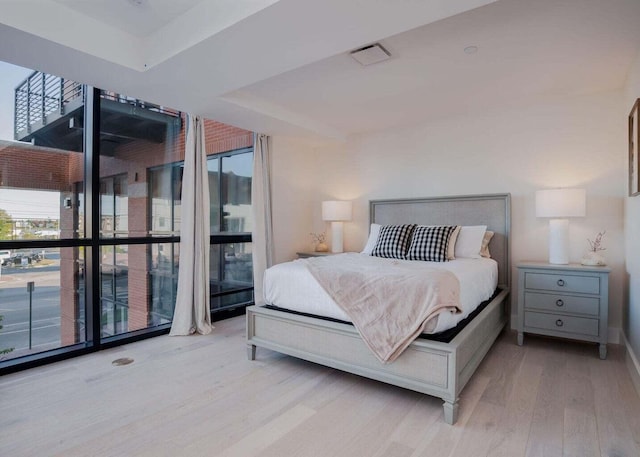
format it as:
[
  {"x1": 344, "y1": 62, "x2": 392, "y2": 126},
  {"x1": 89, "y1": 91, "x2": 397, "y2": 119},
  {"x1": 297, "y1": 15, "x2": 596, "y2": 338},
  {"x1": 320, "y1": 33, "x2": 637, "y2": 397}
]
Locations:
[
  {"x1": 296, "y1": 251, "x2": 338, "y2": 258},
  {"x1": 516, "y1": 262, "x2": 611, "y2": 359}
]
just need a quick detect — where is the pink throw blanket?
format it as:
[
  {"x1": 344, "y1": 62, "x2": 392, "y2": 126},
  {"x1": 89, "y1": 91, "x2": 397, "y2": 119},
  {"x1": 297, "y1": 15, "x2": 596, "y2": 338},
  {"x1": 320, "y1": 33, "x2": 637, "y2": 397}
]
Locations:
[{"x1": 304, "y1": 254, "x2": 461, "y2": 363}]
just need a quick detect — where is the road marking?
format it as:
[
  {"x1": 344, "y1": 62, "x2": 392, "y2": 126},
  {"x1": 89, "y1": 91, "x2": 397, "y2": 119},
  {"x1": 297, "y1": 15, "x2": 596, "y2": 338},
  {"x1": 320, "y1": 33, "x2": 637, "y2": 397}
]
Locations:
[
  {"x1": 0, "y1": 323, "x2": 62, "y2": 336},
  {"x1": 6, "y1": 340, "x2": 63, "y2": 351},
  {"x1": 2, "y1": 318, "x2": 61, "y2": 329}
]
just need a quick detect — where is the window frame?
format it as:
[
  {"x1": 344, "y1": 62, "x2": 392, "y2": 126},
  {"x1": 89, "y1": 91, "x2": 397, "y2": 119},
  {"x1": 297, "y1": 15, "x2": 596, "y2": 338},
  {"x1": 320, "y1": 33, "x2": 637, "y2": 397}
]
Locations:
[
  {"x1": 147, "y1": 147, "x2": 254, "y2": 314},
  {"x1": 0, "y1": 83, "x2": 254, "y2": 375}
]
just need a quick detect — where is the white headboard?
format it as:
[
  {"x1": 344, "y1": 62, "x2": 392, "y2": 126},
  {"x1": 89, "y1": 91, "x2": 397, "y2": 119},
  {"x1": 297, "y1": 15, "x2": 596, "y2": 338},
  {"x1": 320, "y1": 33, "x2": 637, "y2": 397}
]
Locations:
[{"x1": 370, "y1": 193, "x2": 511, "y2": 288}]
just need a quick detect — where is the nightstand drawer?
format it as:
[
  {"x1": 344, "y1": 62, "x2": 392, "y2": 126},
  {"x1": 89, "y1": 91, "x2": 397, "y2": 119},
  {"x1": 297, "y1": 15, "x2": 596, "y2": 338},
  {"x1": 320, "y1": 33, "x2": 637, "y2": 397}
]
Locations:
[
  {"x1": 524, "y1": 311, "x2": 599, "y2": 337},
  {"x1": 524, "y1": 272, "x2": 599, "y2": 295},
  {"x1": 524, "y1": 292, "x2": 599, "y2": 316}
]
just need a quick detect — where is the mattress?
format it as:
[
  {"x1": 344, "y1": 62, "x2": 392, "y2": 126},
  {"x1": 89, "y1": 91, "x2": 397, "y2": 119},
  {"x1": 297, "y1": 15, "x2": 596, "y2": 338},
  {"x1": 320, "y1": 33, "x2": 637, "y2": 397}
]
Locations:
[{"x1": 264, "y1": 253, "x2": 498, "y2": 334}]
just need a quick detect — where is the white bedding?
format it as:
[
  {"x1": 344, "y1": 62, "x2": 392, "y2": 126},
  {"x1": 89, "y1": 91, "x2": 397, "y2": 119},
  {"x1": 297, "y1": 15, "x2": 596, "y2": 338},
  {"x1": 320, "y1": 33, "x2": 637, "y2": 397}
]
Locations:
[{"x1": 264, "y1": 253, "x2": 498, "y2": 334}]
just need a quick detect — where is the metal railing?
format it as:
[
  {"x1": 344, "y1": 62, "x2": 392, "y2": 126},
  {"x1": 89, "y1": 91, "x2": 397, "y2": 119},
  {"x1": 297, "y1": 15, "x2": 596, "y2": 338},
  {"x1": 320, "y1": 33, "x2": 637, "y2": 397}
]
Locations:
[
  {"x1": 99, "y1": 91, "x2": 181, "y2": 118},
  {"x1": 14, "y1": 71, "x2": 181, "y2": 138},
  {"x1": 13, "y1": 71, "x2": 82, "y2": 137}
]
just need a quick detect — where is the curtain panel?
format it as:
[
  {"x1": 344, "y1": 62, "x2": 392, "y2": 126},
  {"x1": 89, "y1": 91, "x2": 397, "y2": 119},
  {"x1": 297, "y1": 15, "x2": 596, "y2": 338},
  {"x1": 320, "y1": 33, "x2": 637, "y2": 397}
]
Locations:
[
  {"x1": 170, "y1": 114, "x2": 213, "y2": 335},
  {"x1": 251, "y1": 133, "x2": 274, "y2": 306}
]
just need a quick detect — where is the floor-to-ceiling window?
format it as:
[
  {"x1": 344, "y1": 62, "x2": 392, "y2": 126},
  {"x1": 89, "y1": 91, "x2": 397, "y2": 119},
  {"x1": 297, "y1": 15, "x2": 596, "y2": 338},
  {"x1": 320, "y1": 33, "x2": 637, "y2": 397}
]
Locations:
[
  {"x1": 148, "y1": 164, "x2": 182, "y2": 325},
  {"x1": 0, "y1": 61, "x2": 254, "y2": 372},
  {"x1": 99, "y1": 174, "x2": 129, "y2": 336},
  {"x1": 209, "y1": 150, "x2": 254, "y2": 311},
  {"x1": 96, "y1": 91, "x2": 187, "y2": 340},
  {"x1": 148, "y1": 148, "x2": 254, "y2": 317},
  {"x1": 0, "y1": 66, "x2": 88, "y2": 365}
]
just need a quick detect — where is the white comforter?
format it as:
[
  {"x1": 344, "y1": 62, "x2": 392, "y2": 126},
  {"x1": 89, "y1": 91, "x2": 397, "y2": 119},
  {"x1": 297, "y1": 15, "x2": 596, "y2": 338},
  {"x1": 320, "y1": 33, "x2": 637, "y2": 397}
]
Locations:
[{"x1": 264, "y1": 253, "x2": 498, "y2": 334}]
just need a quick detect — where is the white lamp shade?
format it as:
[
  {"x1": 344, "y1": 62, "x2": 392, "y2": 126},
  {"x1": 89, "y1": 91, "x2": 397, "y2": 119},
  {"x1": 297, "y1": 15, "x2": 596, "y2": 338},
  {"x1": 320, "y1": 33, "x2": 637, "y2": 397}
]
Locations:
[
  {"x1": 535, "y1": 188, "x2": 586, "y2": 218},
  {"x1": 322, "y1": 200, "x2": 352, "y2": 221}
]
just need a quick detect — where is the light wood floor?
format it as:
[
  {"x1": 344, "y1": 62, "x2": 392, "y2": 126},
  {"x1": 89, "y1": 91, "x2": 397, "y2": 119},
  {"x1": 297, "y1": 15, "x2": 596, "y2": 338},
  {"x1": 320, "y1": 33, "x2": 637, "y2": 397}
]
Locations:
[{"x1": 1, "y1": 316, "x2": 639, "y2": 457}]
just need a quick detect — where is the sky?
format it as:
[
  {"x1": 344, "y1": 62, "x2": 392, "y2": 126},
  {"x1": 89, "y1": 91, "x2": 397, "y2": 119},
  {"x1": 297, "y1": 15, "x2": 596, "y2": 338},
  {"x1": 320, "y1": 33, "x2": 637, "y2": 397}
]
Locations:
[
  {"x1": 0, "y1": 61, "x2": 59, "y2": 219},
  {"x1": 0, "y1": 61, "x2": 32, "y2": 140},
  {"x1": 0, "y1": 189, "x2": 60, "y2": 219}
]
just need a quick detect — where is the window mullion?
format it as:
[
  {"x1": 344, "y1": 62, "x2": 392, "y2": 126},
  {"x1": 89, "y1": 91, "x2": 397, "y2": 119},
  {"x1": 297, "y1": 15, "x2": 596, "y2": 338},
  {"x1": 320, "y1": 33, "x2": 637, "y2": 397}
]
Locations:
[
  {"x1": 84, "y1": 86, "x2": 101, "y2": 349},
  {"x1": 217, "y1": 157, "x2": 224, "y2": 285}
]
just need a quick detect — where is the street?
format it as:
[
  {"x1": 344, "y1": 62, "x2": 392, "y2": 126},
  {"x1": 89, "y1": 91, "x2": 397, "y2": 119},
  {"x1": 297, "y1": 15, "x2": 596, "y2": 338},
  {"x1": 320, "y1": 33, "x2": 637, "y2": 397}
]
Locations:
[{"x1": 0, "y1": 254, "x2": 63, "y2": 356}]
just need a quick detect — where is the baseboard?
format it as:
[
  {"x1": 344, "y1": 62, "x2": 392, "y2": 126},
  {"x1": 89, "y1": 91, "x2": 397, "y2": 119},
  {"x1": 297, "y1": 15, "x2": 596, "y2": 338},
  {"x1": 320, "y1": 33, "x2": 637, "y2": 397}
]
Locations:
[{"x1": 621, "y1": 331, "x2": 640, "y2": 398}]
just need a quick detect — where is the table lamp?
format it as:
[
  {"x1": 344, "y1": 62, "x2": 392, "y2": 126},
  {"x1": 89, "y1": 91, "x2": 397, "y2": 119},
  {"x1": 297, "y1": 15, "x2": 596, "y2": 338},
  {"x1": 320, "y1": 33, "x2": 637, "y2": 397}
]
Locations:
[
  {"x1": 322, "y1": 200, "x2": 352, "y2": 253},
  {"x1": 535, "y1": 188, "x2": 586, "y2": 264}
]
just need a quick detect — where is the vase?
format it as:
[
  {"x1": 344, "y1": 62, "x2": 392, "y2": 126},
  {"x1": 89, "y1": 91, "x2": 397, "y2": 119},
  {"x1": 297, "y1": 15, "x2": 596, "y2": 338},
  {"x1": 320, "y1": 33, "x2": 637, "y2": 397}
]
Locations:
[
  {"x1": 315, "y1": 242, "x2": 329, "y2": 252},
  {"x1": 581, "y1": 251, "x2": 606, "y2": 266}
]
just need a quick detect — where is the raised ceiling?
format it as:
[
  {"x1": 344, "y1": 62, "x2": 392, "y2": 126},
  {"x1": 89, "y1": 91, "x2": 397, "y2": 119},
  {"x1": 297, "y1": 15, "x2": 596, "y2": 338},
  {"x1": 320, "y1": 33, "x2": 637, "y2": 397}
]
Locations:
[
  {"x1": 53, "y1": 0, "x2": 205, "y2": 37},
  {"x1": 1, "y1": 0, "x2": 639, "y2": 140}
]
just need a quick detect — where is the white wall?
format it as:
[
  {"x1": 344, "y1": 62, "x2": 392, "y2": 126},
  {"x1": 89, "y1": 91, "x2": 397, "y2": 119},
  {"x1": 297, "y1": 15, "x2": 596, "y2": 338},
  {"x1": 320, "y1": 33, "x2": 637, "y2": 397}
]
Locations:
[
  {"x1": 624, "y1": 50, "x2": 640, "y2": 385},
  {"x1": 271, "y1": 90, "x2": 627, "y2": 335},
  {"x1": 270, "y1": 135, "x2": 331, "y2": 264}
]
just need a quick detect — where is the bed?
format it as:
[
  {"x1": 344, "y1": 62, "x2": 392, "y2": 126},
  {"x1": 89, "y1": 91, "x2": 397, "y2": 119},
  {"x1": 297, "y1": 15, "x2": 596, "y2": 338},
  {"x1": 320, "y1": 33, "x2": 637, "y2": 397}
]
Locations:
[{"x1": 246, "y1": 193, "x2": 511, "y2": 424}]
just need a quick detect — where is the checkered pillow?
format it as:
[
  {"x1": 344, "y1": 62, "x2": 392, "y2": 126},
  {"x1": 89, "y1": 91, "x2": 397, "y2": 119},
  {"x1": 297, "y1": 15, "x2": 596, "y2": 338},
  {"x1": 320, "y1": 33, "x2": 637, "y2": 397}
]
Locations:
[
  {"x1": 370, "y1": 224, "x2": 416, "y2": 259},
  {"x1": 406, "y1": 225, "x2": 458, "y2": 262}
]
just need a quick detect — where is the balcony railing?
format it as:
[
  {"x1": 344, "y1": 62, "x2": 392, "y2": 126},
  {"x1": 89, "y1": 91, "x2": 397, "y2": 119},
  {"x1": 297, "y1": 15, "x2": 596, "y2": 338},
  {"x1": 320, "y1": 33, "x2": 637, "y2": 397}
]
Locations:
[
  {"x1": 14, "y1": 71, "x2": 180, "y2": 139},
  {"x1": 13, "y1": 71, "x2": 80, "y2": 137}
]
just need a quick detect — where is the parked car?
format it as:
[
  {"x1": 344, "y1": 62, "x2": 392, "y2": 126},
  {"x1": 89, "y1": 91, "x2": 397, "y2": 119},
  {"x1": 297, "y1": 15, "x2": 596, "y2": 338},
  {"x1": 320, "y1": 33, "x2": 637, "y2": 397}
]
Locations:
[
  {"x1": 8, "y1": 251, "x2": 42, "y2": 266},
  {"x1": 0, "y1": 250, "x2": 11, "y2": 266}
]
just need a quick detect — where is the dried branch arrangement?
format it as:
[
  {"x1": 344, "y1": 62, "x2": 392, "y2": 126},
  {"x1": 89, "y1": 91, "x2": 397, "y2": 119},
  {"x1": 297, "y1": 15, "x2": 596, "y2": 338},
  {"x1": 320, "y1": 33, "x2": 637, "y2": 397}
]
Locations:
[{"x1": 587, "y1": 231, "x2": 606, "y2": 252}]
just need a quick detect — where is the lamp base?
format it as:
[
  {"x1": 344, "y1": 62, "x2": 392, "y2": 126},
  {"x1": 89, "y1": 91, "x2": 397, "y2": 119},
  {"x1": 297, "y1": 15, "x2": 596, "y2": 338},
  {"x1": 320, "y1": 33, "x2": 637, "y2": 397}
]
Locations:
[
  {"x1": 330, "y1": 221, "x2": 344, "y2": 253},
  {"x1": 548, "y1": 218, "x2": 569, "y2": 264}
]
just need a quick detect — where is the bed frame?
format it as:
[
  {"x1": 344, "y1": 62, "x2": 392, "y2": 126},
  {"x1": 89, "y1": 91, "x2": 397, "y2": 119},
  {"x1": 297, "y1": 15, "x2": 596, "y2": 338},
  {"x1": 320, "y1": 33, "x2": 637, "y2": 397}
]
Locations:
[{"x1": 246, "y1": 193, "x2": 511, "y2": 424}]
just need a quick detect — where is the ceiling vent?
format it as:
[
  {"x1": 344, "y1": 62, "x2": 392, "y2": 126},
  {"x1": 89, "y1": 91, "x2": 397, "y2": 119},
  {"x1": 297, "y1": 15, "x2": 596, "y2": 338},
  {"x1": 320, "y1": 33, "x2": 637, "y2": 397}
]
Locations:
[{"x1": 350, "y1": 43, "x2": 391, "y2": 66}]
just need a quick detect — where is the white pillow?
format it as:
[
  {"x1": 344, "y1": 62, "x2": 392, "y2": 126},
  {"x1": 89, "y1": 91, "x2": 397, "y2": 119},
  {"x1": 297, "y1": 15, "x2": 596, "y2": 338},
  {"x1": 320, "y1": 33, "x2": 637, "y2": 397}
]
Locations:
[
  {"x1": 361, "y1": 223, "x2": 381, "y2": 255},
  {"x1": 454, "y1": 225, "x2": 487, "y2": 259}
]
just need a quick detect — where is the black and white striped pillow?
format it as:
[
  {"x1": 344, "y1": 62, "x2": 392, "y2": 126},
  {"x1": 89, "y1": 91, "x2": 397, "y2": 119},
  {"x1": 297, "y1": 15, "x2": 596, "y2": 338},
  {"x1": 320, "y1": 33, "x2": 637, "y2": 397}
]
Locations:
[
  {"x1": 371, "y1": 224, "x2": 416, "y2": 259},
  {"x1": 406, "y1": 225, "x2": 457, "y2": 262}
]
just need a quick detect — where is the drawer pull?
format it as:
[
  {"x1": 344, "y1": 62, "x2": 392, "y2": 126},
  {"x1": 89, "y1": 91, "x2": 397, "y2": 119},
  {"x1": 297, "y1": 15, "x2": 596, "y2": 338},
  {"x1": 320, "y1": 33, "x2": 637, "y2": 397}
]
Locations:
[
  {"x1": 556, "y1": 299, "x2": 564, "y2": 307},
  {"x1": 557, "y1": 279, "x2": 565, "y2": 287},
  {"x1": 555, "y1": 319, "x2": 564, "y2": 327}
]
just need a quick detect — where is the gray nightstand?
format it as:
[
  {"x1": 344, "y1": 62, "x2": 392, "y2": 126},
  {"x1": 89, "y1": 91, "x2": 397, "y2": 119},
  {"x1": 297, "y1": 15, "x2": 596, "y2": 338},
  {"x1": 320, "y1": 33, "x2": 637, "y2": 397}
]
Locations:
[{"x1": 516, "y1": 262, "x2": 611, "y2": 359}]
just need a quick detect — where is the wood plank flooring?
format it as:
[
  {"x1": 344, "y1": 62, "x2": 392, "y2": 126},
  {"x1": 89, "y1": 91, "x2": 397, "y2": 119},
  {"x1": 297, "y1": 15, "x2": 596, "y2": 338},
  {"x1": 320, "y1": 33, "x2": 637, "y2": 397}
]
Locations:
[{"x1": 1, "y1": 316, "x2": 639, "y2": 457}]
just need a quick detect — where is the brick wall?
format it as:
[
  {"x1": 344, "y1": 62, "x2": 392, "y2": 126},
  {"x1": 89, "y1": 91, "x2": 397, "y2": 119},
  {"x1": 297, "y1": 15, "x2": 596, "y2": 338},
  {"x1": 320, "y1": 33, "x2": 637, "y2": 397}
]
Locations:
[{"x1": 0, "y1": 146, "x2": 74, "y2": 191}]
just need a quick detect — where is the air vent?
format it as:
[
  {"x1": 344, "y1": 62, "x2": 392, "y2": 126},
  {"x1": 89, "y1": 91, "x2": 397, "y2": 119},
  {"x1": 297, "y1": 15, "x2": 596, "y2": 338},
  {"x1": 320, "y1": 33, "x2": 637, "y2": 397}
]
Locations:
[{"x1": 350, "y1": 43, "x2": 391, "y2": 66}]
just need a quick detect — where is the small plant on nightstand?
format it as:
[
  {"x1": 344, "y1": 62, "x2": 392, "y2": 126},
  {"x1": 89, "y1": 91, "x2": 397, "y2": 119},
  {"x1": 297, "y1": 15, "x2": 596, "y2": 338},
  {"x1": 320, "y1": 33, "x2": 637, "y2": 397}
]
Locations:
[
  {"x1": 581, "y1": 230, "x2": 606, "y2": 266},
  {"x1": 310, "y1": 232, "x2": 328, "y2": 252}
]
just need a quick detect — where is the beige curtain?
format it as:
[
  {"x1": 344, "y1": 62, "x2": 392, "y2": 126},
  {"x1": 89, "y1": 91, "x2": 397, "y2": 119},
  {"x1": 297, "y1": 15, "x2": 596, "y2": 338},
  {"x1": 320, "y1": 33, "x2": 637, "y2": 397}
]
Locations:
[
  {"x1": 251, "y1": 133, "x2": 274, "y2": 305},
  {"x1": 170, "y1": 114, "x2": 212, "y2": 335}
]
